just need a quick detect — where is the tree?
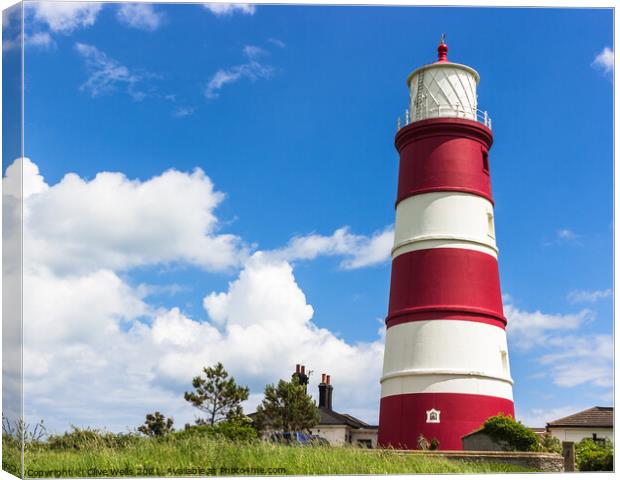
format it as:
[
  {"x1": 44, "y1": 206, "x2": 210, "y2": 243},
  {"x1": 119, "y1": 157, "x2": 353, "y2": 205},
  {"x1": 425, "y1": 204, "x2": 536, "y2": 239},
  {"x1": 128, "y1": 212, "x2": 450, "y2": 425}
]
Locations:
[
  {"x1": 254, "y1": 375, "x2": 319, "y2": 432},
  {"x1": 540, "y1": 433, "x2": 562, "y2": 453},
  {"x1": 184, "y1": 362, "x2": 250, "y2": 426},
  {"x1": 138, "y1": 411, "x2": 174, "y2": 437}
]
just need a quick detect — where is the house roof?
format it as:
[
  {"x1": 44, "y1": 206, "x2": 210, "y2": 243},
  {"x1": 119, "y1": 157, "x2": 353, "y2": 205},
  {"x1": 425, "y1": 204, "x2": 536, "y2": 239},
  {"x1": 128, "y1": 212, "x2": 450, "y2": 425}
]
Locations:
[
  {"x1": 317, "y1": 407, "x2": 377, "y2": 429},
  {"x1": 546, "y1": 407, "x2": 613, "y2": 428},
  {"x1": 247, "y1": 407, "x2": 377, "y2": 430}
]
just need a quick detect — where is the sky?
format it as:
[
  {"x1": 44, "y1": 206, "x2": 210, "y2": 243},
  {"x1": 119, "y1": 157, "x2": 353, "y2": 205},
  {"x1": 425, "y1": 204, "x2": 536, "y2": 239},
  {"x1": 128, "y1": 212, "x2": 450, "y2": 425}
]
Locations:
[{"x1": 1, "y1": 2, "x2": 614, "y2": 434}]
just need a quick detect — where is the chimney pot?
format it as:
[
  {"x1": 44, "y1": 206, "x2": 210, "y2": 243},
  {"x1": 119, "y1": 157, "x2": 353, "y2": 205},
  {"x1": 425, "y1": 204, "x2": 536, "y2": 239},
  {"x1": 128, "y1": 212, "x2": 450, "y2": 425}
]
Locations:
[
  {"x1": 296, "y1": 364, "x2": 300, "y2": 374},
  {"x1": 326, "y1": 375, "x2": 331, "y2": 385},
  {"x1": 321, "y1": 373, "x2": 326, "y2": 383},
  {"x1": 301, "y1": 365, "x2": 305, "y2": 375}
]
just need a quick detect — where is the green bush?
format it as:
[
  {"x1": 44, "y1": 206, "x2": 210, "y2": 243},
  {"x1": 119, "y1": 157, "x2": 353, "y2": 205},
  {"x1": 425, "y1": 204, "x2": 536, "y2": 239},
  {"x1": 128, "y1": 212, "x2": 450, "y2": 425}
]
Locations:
[
  {"x1": 576, "y1": 438, "x2": 613, "y2": 471},
  {"x1": 47, "y1": 426, "x2": 141, "y2": 450},
  {"x1": 479, "y1": 414, "x2": 540, "y2": 452},
  {"x1": 211, "y1": 419, "x2": 257, "y2": 441}
]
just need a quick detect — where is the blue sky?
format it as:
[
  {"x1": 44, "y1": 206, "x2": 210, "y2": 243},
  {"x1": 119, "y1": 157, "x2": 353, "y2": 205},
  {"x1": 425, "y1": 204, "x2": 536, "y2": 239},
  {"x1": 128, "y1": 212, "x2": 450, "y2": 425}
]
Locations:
[{"x1": 3, "y1": 2, "x2": 613, "y2": 432}]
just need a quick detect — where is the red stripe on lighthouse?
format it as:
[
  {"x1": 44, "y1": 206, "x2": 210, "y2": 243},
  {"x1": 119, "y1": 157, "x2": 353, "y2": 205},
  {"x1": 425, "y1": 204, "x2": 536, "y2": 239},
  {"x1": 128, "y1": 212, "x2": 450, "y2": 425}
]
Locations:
[
  {"x1": 387, "y1": 248, "x2": 506, "y2": 328},
  {"x1": 395, "y1": 118, "x2": 494, "y2": 206},
  {"x1": 378, "y1": 392, "x2": 515, "y2": 450}
]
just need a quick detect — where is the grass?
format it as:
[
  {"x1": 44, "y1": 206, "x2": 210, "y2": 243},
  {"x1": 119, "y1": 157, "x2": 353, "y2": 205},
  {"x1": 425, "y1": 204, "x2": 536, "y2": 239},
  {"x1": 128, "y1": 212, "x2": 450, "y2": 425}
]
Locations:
[{"x1": 3, "y1": 436, "x2": 537, "y2": 477}]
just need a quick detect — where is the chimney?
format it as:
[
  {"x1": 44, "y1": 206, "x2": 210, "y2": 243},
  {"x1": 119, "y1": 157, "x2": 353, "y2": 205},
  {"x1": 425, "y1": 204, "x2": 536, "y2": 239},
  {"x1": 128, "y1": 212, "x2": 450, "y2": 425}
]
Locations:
[
  {"x1": 318, "y1": 373, "x2": 334, "y2": 410},
  {"x1": 294, "y1": 364, "x2": 309, "y2": 387}
]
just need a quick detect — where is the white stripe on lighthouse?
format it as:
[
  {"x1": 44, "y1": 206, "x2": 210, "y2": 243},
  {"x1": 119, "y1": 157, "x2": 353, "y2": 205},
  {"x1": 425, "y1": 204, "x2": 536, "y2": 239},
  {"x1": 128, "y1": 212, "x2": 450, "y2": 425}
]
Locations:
[
  {"x1": 380, "y1": 373, "x2": 514, "y2": 400},
  {"x1": 380, "y1": 320, "x2": 513, "y2": 400},
  {"x1": 393, "y1": 192, "x2": 497, "y2": 259}
]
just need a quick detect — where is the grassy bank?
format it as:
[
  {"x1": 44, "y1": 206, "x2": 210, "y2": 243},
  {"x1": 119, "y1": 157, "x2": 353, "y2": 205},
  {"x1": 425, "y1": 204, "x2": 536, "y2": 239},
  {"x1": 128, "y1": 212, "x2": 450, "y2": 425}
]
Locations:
[{"x1": 4, "y1": 437, "x2": 536, "y2": 476}]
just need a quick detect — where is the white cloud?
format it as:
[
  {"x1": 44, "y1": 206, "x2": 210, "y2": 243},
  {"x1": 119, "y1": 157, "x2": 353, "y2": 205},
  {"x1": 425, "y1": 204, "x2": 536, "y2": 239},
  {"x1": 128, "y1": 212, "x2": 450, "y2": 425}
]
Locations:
[
  {"x1": 2, "y1": 156, "x2": 49, "y2": 199},
  {"x1": 267, "y1": 38, "x2": 286, "y2": 48},
  {"x1": 543, "y1": 228, "x2": 582, "y2": 247},
  {"x1": 74, "y1": 42, "x2": 146, "y2": 100},
  {"x1": 592, "y1": 47, "x2": 614, "y2": 74},
  {"x1": 204, "y1": 43, "x2": 284, "y2": 99},
  {"x1": 517, "y1": 405, "x2": 585, "y2": 429},
  {"x1": 505, "y1": 299, "x2": 612, "y2": 392},
  {"x1": 505, "y1": 303, "x2": 593, "y2": 350},
  {"x1": 117, "y1": 4, "x2": 164, "y2": 31},
  {"x1": 203, "y1": 3, "x2": 256, "y2": 16},
  {"x1": 567, "y1": 288, "x2": 612, "y2": 304},
  {"x1": 557, "y1": 228, "x2": 579, "y2": 242},
  {"x1": 198, "y1": 252, "x2": 384, "y2": 415},
  {"x1": 5, "y1": 157, "x2": 387, "y2": 432},
  {"x1": 26, "y1": 31, "x2": 54, "y2": 48},
  {"x1": 3, "y1": 31, "x2": 55, "y2": 52},
  {"x1": 28, "y1": 2, "x2": 102, "y2": 34},
  {"x1": 3, "y1": 5, "x2": 55, "y2": 52},
  {"x1": 243, "y1": 44, "x2": 266, "y2": 60},
  {"x1": 539, "y1": 335, "x2": 613, "y2": 388},
  {"x1": 172, "y1": 106, "x2": 196, "y2": 118},
  {"x1": 204, "y1": 59, "x2": 274, "y2": 99},
  {"x1": 9, "y1": 157, "x2": 246, "y2": 275},
  {"x1": 273, "y1": 226, "x2": 394, "y2": 270}
]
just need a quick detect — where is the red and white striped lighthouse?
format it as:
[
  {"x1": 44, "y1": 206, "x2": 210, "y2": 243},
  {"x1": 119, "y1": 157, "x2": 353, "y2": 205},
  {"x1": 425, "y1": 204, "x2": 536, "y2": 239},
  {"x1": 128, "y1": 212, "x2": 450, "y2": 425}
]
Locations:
[{"x1": 378, "y1": 38, "x2": 515, "y2": 450}]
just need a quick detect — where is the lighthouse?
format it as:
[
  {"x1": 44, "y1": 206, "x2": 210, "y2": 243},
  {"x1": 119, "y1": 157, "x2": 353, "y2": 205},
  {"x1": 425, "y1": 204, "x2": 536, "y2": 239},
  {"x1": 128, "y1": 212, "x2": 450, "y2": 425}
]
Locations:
[{"x1": 378, "y1": 38, "x2": 515, "y2": 450}]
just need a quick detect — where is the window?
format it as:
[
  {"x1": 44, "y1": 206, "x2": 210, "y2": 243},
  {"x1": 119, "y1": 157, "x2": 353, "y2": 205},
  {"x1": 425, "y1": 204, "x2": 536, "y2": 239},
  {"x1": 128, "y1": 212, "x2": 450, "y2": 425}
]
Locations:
[
  {"x1": 500, "y1": 350, "x2": 508, "y2": 375},
  {"x1": 357, "y1": 439, "x2": 373, "y2": 449},
  {"x1": 482, "y1": 150, "x2": 489, "y2": 174},
  {"x1": 487, "y1": 212, "x2": 495, "y2": 239},
  {"x1": 426, "y1": 409, "x2": 441, "y2": 423}
]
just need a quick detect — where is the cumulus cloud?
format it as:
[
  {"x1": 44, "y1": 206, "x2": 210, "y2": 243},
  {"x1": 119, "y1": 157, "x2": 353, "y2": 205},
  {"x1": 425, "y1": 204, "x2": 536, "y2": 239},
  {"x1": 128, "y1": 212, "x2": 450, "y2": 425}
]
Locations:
[
  {"x1": 567, "y1": 288, "x2": 612, "y2": 304},
  {"x1": 203, "y1": 3, "x2": 256, "y2": 16},
  {"x1": 198, "y1": 252, "x2": 384, "y2": 416},
  {"x1": 592, "y1": 47, "x2": 614, "y2": 74},
  {"x1": 28, "y1": 2, "x2": 102, "y2": 34},
  {"x1": 272, "y1": 226, "x2": 393, "y2": 270},
  {"x1": 4, "y1": 157, "x2": 387, "y2": 432},
  {"x1": 74, "y1": 43, "x2": 147, "y2": 100},
  {"x1": 10, "y1": 157, "x2": 246, "y2": 275},
  {"x1": 117, "y1": 4, "x2": 164, "y2": 31}
]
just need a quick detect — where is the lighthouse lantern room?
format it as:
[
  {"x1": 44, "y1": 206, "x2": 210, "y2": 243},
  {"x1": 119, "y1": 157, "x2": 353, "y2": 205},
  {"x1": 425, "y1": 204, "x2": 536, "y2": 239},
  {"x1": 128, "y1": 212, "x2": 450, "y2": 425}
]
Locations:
[{"x1": 378, "y1": 37, "x2": 515, "y2": 450}]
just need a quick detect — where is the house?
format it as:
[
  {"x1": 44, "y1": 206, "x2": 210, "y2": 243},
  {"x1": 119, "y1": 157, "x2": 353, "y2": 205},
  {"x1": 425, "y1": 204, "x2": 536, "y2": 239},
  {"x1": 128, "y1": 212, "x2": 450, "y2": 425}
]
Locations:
[
  {"x1": 249, "y1": 365, "x2": 378, "y2": 448},
  {"x1": 546, "y1": 406, "x2": 613, "y2": 443},
  {"x1": 308, "y1": 373, "x2": 378, "y2": 448}
]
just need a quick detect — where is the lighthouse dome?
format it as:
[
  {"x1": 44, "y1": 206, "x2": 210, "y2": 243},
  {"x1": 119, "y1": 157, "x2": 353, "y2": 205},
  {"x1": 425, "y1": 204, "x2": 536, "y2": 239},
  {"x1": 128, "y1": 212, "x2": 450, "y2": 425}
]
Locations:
[{"x1": 406, "y1": 40, "x2": 486, "y2": 125}]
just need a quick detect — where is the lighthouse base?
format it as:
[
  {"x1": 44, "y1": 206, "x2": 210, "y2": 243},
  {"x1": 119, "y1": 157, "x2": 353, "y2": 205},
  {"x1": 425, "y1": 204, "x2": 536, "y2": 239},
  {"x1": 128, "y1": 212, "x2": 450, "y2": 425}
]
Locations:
[{"x1": 378, "y1": 392, "x2": 514, "y2": 450}]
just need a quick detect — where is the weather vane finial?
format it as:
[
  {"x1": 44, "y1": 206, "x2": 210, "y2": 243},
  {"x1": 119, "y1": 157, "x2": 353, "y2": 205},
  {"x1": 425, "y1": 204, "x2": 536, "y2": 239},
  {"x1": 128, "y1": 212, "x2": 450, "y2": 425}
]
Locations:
[{"x1": 437, "y1": 33, "x2": 448, "y2": 62}]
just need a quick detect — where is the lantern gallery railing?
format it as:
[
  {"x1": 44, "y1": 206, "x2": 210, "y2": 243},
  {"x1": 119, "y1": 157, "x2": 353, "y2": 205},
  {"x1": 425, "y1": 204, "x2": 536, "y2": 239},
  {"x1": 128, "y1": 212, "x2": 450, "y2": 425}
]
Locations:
[{"x1": 397, "y1": 105, "x2": 492, "y2": 131}]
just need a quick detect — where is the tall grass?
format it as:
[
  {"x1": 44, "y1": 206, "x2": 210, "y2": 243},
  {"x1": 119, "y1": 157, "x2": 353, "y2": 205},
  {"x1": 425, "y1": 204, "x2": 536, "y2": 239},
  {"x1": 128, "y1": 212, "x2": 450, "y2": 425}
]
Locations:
[{"x1": 7, "y1": 435, "x2": 536, "y2": 477}]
